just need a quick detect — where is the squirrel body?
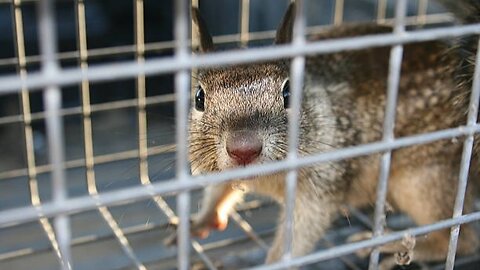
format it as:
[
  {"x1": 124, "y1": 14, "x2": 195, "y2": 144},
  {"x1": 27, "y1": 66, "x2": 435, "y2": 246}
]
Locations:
[{"x1": 188, "y1": 2, "x2": 479, "y2": 269}]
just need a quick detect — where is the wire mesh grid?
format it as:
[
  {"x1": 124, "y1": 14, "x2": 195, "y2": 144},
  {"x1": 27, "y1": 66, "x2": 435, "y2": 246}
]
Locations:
[{"x1": 0, "y1": 0, "x2": 479, "y2": 269}]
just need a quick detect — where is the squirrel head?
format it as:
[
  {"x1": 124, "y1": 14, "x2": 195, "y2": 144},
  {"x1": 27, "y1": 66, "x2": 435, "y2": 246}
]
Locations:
[{"x1": 189, "y1": 4, "x2": 299, "y2": 174}]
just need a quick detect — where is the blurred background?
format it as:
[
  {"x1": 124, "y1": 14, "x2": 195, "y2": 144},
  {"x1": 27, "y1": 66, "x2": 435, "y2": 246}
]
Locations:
[{"x1": 1, "y1": 1, "x2": 478, "y2": 270}]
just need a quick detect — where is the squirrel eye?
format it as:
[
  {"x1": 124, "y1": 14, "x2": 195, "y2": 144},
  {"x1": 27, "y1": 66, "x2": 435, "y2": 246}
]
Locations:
[
  {"x1": 282, "y1": 79, "x2": 290, "y2": 109},
  {"x1": 195, "y1": 86, "x2": 205, "y2": 111}
]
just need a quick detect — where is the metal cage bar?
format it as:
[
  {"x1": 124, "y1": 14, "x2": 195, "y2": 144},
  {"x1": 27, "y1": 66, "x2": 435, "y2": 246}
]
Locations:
[
  {"x1": 1, "y1": 22, "x2": 480, "y2": 94},
  {"x1": 0, "y1": 143, "x2": 175, "y2": 181},
  {"x1": 132, "y1": 0, "x2": 216, "y2": 267},
  {"x1": 376, "y1": 0, "x2": 387, "y2": 23},
  {"x1": 282, "y1": 0, "x2": 306, "y2": 262},
  {"x1": 0, "y1": 199, "x2": 270, "y2": 264},
  {"x1": 368, "y1": 0, "x2": 407, "y2": 269},
  {"x1": 417, "y1": 0, "x2": 429, "y2": 24},
  {"x1": 333, "y1": 0, "x2": 344, "y2": 25},
  {"x1": 1, "y1": 124, "x2": 479, "y2": 227},
  {"x1": 11, "y1": 0, "x2": 65, "y2": 267},
  {"x1": 240, "y1": 0, "x2": 250, "y2": 46},
  {"x1": 135, "y1": 0, "x2": 149, "y2": 190},
  {"x1": 445, "y1": 37, "x2": 480, "y2": 270},
  {"x1": 247, "y1": 212, "x2": 480, "y2": 270},
  {"x1": 173, "y1": 0, "x2": 191, "y2": 269},
  {"x1": 37, "y1": 0, "x2": 72, "y2": 268},
  {"x1": 0, "y1": 94, "x2": 175, "y2": 127},
  {"x1": 0, "y1": 12, "x2": 455, "y2": 69}
]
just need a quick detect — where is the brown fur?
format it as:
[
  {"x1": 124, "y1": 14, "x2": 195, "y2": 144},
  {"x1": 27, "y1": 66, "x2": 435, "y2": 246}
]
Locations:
[{"x1": 188, "y1": 3, "x2": 479, "y2": 269}]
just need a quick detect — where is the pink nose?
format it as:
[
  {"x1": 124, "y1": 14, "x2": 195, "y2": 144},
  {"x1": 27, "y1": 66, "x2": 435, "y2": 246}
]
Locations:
[{"x1": 226, "y1": 130, "x2": 262, "y2": 165}]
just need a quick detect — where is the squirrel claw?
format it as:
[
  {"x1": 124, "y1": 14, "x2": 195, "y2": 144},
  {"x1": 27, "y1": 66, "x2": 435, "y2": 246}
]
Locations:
[{"x1": 163, "y1": 217, "x2": 215, "y2": 246}]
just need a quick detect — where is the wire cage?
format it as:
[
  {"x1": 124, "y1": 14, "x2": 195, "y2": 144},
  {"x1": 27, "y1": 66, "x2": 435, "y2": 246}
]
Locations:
[{"x1": 0, "y1": 0, "x2": 479, "y2": 269}]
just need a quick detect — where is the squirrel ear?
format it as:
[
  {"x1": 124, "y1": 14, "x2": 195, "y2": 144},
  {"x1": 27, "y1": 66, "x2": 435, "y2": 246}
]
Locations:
[
  {"x1": 191, "y1": 7, "x2": 215, "y2": 52},
  {"x1": 275, "y1": 3, "x2": 295, "y2": 44}
]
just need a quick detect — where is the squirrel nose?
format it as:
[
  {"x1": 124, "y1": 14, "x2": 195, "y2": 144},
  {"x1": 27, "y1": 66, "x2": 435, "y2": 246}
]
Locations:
[{"x1": 226, "y1": 130, "x2": 262, "y2": 165}]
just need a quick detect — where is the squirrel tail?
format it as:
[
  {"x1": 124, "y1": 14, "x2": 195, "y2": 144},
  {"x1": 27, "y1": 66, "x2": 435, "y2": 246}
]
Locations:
[
  {"x1": 436, "y1": 1, "x2": 480, "y2": 186},
  {"x1": 435, "y1": 0, "x2": 480, "y2": 24},
  {"x1": 438, "y1": 0, "x2": 480, "y2": 53},
  {"x1": 442, "y1": 0, "x2": 480, "y2": 23}
]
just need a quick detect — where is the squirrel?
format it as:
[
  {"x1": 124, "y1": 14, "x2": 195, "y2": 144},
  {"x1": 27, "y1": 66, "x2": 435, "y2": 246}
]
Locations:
[{"x1": 186, "y1": 1, "x2": 480, "y2": 269}]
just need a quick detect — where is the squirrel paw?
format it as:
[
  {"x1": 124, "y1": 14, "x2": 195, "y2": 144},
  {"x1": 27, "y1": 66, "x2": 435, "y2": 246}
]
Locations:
[
  {"x1": 163, "y1": 212, "x2": 228, "y2": 246},
  {"x1": 190, "y1": 211, "x2": 229, "y2": 237},
  {"x1": 395, "y1": 233, "x2": 416, "y2": 265}
]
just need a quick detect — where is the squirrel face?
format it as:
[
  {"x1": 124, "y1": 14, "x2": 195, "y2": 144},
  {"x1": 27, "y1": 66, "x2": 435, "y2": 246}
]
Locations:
[
  {"x1": 188, "y1": 5, "x2": 298, "y2": 175},
  {"x1": 189, "y1": 63, "x2": 291, "y2": 174}
]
